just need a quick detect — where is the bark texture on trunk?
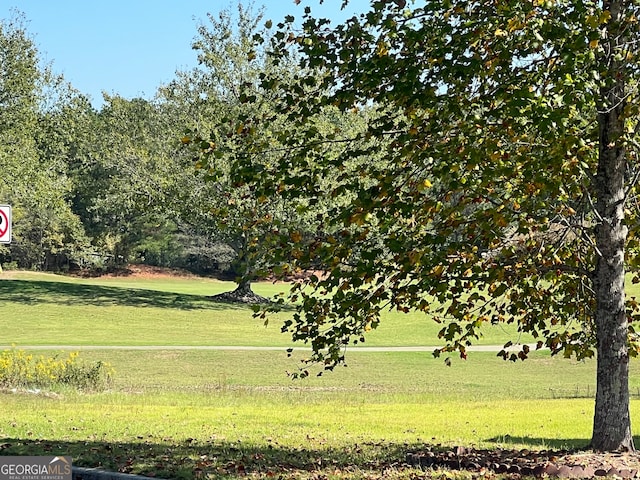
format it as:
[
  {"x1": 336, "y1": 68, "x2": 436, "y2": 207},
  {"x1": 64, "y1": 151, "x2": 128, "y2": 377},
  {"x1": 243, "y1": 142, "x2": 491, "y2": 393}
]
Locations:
[{"x1": 591, "y1": 0, "x2": 634, "y2": 453}]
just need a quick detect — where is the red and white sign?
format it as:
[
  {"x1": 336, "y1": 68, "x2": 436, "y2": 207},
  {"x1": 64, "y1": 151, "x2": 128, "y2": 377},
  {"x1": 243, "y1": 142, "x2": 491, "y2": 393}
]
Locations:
[{"x1": 0, "y1": 205, "x2": 11, "y2": 244}]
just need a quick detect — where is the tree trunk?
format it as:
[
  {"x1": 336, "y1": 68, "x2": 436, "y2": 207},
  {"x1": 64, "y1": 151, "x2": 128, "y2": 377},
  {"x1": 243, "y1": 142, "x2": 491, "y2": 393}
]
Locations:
[
  {"x1": 591, "y1": 0, "x2": 634, "y2": 453},
  {"x1": 207, "y1": 279, "x2": 270, "y2": 304},
  {"x1": 233, "y1": 279, "x2": 256, "y2": 298}
]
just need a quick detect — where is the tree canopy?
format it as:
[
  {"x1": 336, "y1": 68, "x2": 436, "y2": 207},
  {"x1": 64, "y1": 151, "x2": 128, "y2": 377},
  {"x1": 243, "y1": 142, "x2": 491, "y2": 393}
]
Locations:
[
  {"x1": 192, "y1": 0, "x2": 640, "y2": 452},
  {"x1": 0, "y1": 13, "x2": 91, "y2": 270},
  {"x1": 178, "y1": 3, "x2": 373, "y2": 299}
]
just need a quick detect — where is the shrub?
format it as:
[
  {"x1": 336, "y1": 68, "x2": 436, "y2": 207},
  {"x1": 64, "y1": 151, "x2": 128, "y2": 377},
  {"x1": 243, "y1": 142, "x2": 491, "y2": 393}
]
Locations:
[{"x1": 0, "y1": 348, "x2": 113, "y2": 392}]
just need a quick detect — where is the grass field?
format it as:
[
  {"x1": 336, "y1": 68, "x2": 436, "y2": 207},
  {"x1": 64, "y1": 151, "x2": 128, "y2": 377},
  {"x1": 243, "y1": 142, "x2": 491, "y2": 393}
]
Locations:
[
  {"x1": 0, "y1": 271, "x2": 535, "y2": 347},
  {"x1": 2, "y1": 270, "x2": 640, "y2": 479}
]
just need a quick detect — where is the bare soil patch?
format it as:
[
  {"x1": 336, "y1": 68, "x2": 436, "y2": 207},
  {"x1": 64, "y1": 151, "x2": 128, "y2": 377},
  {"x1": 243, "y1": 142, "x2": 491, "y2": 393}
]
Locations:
[{"x1": 80, "y1": 264, "x2": 199, "y2": 280}]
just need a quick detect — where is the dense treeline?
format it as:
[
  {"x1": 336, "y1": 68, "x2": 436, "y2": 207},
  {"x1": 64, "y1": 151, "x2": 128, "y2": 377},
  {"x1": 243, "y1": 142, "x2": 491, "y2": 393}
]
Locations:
[{"x1": 0, "y1": 6, "x2": 311, "y2": 280}]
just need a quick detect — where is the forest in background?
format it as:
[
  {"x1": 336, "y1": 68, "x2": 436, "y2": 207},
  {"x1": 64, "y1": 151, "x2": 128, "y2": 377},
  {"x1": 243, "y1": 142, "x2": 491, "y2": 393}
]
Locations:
[{"x1": 0, "y1": 5, "x2": 337, "y2": 282}]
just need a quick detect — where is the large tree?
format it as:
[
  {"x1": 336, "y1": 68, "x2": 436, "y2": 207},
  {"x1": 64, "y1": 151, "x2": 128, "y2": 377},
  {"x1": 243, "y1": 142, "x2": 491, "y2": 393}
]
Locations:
[
  {"x1": 171, "y1": 2, "x2": 333, "y2": 300},
  {"x1": 0, "y1": 12, "x2": 90, "y2": 271},
  {"x1": 71, "y1": 95, "x2": 171, "y2": 267},
  {"x1": 196, "y1": 0, "x2": 640, "y2": 451}
]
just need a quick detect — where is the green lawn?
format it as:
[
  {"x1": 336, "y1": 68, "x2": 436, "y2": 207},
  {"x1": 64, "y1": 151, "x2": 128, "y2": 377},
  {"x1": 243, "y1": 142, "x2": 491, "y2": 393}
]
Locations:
[
  {"x1": 1, "y1": 348, "x2": 624, "y2": 478},
  {"x1": 0, "y1": 271, "x2": 535, "y2": 347},
  {"x1": 2, "y1": 271, "x2": 640, "y2": 479}
]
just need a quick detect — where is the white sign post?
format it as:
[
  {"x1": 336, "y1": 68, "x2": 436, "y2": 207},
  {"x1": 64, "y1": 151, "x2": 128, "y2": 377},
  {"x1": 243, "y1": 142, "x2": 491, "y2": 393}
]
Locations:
[{"x1": 0, "y1": 205, "x2": 11, "y2": 244}]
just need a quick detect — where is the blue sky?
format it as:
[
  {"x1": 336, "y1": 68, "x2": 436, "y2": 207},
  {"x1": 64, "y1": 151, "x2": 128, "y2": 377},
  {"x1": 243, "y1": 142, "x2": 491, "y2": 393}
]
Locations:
[{"x1": 3, "y1": 0, "x2": 371, "y2": 108}]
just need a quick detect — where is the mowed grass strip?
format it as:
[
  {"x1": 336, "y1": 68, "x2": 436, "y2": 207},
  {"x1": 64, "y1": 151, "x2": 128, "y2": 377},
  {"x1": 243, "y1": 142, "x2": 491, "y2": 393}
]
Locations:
[
  {"x1": 0, "y1": 393, "x2": 602, "y2": 455},
  {"x1": 31, "y1": 348, "x2": 640, "y2": 401},
  {"x1": 0, "y1": 272, "x2": 292, "y2": 346},
  {"x1": 0, "y1": 271, "x2": 536, "y2": 347}
]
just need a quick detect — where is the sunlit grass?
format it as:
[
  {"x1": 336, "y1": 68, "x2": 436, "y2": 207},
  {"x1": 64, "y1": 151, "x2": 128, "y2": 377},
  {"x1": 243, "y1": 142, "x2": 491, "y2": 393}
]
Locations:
[
  {"x1": 4, "y1": 347, "x2": 640, "y2": 454},
  {"x1": 2, "y1": 271, "x2": 640, "y2": 478},
  {"x1": 0, "y1": 391, "x2": 602, "y2": 449},
  {"x1": 0, "y1": 271, "x2": 534, "y2": 347},
  {"x1": 28, "y1": 349, "x2": 621, "y2": 401}
]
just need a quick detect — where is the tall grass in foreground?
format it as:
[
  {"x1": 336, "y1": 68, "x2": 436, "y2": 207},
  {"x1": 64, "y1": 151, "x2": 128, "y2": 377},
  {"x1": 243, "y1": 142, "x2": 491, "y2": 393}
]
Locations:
[{"x1": 0, "y1": 347, "x2": 113, "y2": 391}]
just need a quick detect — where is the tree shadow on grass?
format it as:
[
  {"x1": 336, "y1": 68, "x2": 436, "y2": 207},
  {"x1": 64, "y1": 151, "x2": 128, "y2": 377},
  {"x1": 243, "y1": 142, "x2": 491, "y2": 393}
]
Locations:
[
  {"x1": 0, "y1": 437, "x2": 410, "y2": 480},
  {"x1": 3, "y1": 435, "x2": 630, "y2": 479},
  {"x1": 0, "y1": 280, "x2": 251, "y2": 311},
  {"x1": 483, "y1": 435, "x2": 592, "y2": 450}
]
